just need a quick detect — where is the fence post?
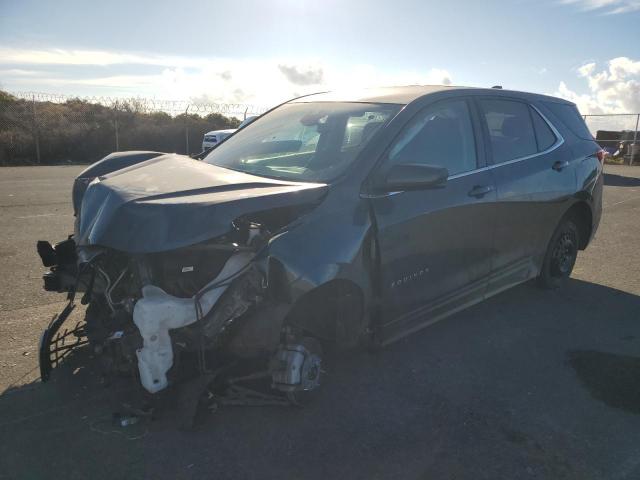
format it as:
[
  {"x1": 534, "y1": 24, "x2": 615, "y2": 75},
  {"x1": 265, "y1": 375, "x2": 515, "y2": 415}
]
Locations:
[
  {"x1": 114, "y1": 101, "x2": 120, "y2": 152},
  {"x1": 184, "y1": 105, "x2": 190, "y2": 155},
  {"x1": 631, "y1": 114, "x2": 639, "y2": 167},
  {"x1": 31, "y1": 94, "x2": 41, "y2": 164}
]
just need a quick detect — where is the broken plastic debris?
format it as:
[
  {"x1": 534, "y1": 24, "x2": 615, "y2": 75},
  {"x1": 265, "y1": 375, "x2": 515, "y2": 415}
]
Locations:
[
  {"x1": 108, "y1": 331, "x2": 124, "y2": 340},
  {"x1": 113, "y1": 413, "x2": 140, "y2": 427}
]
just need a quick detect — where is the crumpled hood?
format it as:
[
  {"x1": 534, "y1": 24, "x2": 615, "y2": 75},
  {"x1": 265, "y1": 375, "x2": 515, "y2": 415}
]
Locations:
[{"x1": 76, "y1": 154, "x2": 328, "y2": 253}]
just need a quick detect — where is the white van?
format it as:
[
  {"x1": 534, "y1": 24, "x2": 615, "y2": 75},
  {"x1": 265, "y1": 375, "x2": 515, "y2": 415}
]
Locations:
[{"x1": 201, "y1": 129, "x2": 236, "y2": 151}]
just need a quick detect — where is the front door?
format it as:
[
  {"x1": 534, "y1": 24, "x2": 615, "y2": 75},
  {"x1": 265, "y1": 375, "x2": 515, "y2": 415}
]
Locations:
[{"x1": 369, "y1": 98, "x2": 496, "y2": 343}]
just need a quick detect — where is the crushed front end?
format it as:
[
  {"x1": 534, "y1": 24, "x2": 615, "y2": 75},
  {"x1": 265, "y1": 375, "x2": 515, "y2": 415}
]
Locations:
[
  {"x1": 38, "y1": 221, "x2": 322, "y2": 411},
  {"x1": 36, "y1": 154, "x2": 329, "y2": 416}
]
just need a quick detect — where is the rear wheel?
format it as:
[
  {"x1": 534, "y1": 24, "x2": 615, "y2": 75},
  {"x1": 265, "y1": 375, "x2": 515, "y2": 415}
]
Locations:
[{"x1": 538, "y1": 218, "x2": 580, "y2": 290}]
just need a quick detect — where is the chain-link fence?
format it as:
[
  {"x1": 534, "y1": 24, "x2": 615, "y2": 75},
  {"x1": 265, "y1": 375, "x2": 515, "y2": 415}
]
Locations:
[
  {"x1": 2, "y1": 91, "x2": 639, "y2": 166},
  {"x1": 584, "y1": 113, "x2": 640, "y2": 165},
  {"x1": 0, "y1": 91, "x2": 270, "y2": 165}
]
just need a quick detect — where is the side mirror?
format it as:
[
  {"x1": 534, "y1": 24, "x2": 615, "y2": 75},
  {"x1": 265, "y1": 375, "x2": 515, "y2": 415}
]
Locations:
[{"x1": 383, "y1": 163, "x2": 449, "y2": 191}]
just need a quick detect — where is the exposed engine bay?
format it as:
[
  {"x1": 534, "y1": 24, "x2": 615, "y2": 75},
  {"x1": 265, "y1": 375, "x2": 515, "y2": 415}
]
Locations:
[
  {"x1": 38, "y1": 221, "x2": 323, "y2": 418},
  {"x1": 36, "y1": 153, "x2": 339, "y2": 421}
]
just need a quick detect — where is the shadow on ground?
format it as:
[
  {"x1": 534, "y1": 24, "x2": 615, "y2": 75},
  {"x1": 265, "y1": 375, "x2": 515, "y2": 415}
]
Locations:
[
  {"x1": 604, "y1": 173, "x2": 640, "y2": 187},
  {"x1": 2, "y1": 278, "x2": 640, "y2": 479},
  {"x1": 568, "y1": 350, "x2": 640, "y2": 414}
]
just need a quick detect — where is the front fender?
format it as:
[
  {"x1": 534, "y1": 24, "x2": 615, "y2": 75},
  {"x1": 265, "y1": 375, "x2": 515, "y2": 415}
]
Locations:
[
  {"x1": 72, "y1": 151, "x2": 166, "y2": 214},
  {"x1": 261, "y1": 191, "x2": 376, "y2": 343}
]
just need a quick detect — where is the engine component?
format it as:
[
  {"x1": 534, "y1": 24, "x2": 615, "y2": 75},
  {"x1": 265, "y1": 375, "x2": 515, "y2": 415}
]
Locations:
[
  {"x1": 37, "y1": 237, "x2": 76, "y2": 267},
  {"x1": 133, "y1": 252, "x2": 253, "y2": 394},
  {"x1": 270, "y1": 338, "x2": 322, "y2": 393},
  {"x1": 38, "y1": 238, "x2": 83, "y2": 293},
  {"x1": 147, "y1": 245, "x2": 233, "y2": 298},
  {"x1": 200, "y1": 266, "x2": 264, "y2": 340}
]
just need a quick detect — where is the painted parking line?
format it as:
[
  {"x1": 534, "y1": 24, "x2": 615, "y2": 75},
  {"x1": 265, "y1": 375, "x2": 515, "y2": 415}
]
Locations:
[{"x1": 15, "y1": 213, "x2": 72, "y2": 219}]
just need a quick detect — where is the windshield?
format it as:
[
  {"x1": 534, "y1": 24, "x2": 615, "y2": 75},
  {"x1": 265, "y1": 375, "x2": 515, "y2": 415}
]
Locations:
[{"x1": 204, "y1": 102, "x2": 400, "y2": 182}]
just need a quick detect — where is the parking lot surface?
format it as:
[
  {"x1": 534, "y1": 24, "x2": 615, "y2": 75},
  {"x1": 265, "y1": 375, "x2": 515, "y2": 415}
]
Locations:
[{"x1": 1, "y1": 164, "x2": 640, "y2": 479}]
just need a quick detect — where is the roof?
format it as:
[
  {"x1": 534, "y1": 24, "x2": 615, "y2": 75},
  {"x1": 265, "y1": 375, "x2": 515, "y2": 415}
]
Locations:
[
  {"x1": 290, "y1": 85, "x2": 572, "y2": 106},
  {"x1": 204, "y1": 129, "x2": 236, "y2": 135}
]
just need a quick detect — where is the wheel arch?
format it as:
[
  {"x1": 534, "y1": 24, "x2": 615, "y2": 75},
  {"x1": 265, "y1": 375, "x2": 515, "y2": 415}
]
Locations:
[
  {"x1": 564, "y1": 200, "x2": 593, "y2": 250},
  {"x1": 282, "y1": 279, "x2": 366, "y2": 348}
]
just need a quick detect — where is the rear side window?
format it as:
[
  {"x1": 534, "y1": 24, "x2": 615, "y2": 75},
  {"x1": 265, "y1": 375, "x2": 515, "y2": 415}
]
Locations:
[
  {"x1": 530, "y1": 107, "x2": 557, "y2": 151},
  {"x1": 543, "y1": 102, "x2": 593, "y2": 140},
  {"x1": 478, "y1": 99, "x2": 537, "y2": 164}
]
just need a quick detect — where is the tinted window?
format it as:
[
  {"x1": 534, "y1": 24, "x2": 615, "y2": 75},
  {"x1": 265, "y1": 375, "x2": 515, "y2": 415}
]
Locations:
[
  {"x1": 342, "y1": 110, "x2": 391, "y2": 151},
  {"x1": 479, "y1": 99, "x2": 537, "y2": 164},
  {"x1": 543, "y1": 102, "x2": 593, "y2": 140},
  {"x1": 205, "y1": 102, "x2": 399, "y2": 182},
  {"x1": 530, "y1": 107, "x2": 557, "y2": 151},
  {"x1": 388, "y1": 100, "x2": 477, "y2": 176}
]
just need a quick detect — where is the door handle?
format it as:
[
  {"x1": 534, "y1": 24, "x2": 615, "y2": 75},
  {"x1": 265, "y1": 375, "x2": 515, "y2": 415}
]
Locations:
[
  {"x1": 552, "y1": 160, "x2": 569, "y2": 171},
  {"x1": 468, "y1": 185, "x2": 494, "y2": 198}
]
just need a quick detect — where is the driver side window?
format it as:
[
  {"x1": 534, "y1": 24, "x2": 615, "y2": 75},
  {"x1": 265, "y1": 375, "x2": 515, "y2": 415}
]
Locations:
[{"x1": 389, "y1": 100, "x2": 477, "y2": 176}]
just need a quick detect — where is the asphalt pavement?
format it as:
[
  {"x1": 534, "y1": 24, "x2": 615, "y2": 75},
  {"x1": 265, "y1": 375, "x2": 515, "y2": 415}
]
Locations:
[{"x1": 1, "y1": 164, "x2": 640, "y2": 479}]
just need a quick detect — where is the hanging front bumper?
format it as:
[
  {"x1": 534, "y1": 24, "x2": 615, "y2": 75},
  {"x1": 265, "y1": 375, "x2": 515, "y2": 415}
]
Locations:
[{"x1": 39, "y1": 301, "x2": 88, "y2": 382}]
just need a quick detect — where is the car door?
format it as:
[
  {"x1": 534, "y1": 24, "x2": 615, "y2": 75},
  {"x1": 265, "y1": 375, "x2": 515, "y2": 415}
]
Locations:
[
  {"x1": 367, "y1": 98, "x2": 496, "y2": 343},
  {"x1": 475, "y1": 97, "x2": 576, "y2": 293}
]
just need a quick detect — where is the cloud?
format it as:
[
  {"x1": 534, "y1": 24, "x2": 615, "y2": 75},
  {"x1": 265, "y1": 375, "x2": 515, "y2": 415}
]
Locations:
[
  {"x1": 555, "y1": 57, "x2": 640, "y2": 114},
  {"x1": 425, "y1": 68, "x2": 452, "y2": 85},
  {"x1": 0, "y1": 68, "x2": 45, "y2": 77},
  {"x1": 0, "y1": 47, "x2": 454, "y2": 108},
  {"x1": 278, "y1": 64, "x2": 324, "y2": 86},
  {"x1": 578, "y1": 62, "x2": 596, "y2": 77},
  {"x1": 561, "y1": 0, "x2": 640, "y2": 14},
  {"x1": 0, "y1": 47, "x2": 193, "y2": 67}
]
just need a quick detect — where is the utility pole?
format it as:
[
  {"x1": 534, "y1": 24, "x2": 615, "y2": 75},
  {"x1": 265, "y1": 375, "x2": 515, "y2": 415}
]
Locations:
[
  {"x1": 631, "y1": 114, "x2": 639, "y2": 167},
  {"x1": 31, "y1": 94, "x2": 41, "y2": 164}
]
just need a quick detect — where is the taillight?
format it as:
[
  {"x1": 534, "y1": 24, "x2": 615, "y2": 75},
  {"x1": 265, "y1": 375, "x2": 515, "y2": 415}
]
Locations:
[{"x1": 596, "y1": 149, "x2": 605, "y2": 163}]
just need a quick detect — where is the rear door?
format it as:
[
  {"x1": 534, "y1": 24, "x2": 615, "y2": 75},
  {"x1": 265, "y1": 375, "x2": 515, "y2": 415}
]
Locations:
[
  {"x1": 475, "y1": 97, "x2": 576, "y2": 292},
  {"x1": 369, "y1": 98, "x2": 496, "y2": 342}
]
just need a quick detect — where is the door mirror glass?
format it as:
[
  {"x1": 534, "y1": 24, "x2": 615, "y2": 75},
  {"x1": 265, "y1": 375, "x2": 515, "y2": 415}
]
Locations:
[{"x1": 384, "y1": 163, "x2": 449, "y2": 191}]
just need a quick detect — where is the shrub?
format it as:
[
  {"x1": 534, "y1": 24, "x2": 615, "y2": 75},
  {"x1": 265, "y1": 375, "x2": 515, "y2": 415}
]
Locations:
[{"x1": 0, "y1": 91, "x2": 241, "y2": 166}]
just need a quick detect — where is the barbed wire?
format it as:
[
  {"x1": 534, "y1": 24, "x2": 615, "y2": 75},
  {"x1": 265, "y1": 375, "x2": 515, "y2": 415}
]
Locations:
[
  {"x1": 2, "y1": 90, "x2": 638, "y2": 165},
  {"x1": 7, "y1": 91, "x2": 270, "y2": 117}
]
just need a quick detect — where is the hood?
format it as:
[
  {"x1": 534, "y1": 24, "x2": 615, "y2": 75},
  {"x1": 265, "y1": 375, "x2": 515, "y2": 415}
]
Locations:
[
  {"x1": 76, "y1": 154, "x2": 328, "y2": 253},
  {"x1": 72, "y1": 151, "x2": 166, "y2": 214}
]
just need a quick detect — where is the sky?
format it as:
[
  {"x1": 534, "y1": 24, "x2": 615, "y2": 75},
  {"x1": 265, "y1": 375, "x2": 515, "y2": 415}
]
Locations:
[{"x1": 0, "y1": 0, "x2": 639, "y2": 116}]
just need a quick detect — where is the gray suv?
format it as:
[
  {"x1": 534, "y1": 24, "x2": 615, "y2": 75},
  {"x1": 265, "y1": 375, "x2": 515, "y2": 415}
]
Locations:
[{"x1": 37, "y1": 86, "x2": 603, "y2": 413}]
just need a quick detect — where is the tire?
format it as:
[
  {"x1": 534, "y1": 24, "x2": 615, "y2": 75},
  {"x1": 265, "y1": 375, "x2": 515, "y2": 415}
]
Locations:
[{"x1": 537, "y1": 217, "x2": 580, "y2": 290}]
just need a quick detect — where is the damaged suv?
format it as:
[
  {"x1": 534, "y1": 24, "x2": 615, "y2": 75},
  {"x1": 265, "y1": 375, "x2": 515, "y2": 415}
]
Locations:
[{"x1": 37, "y1": 86, "x2": 602, "y2": 408}]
